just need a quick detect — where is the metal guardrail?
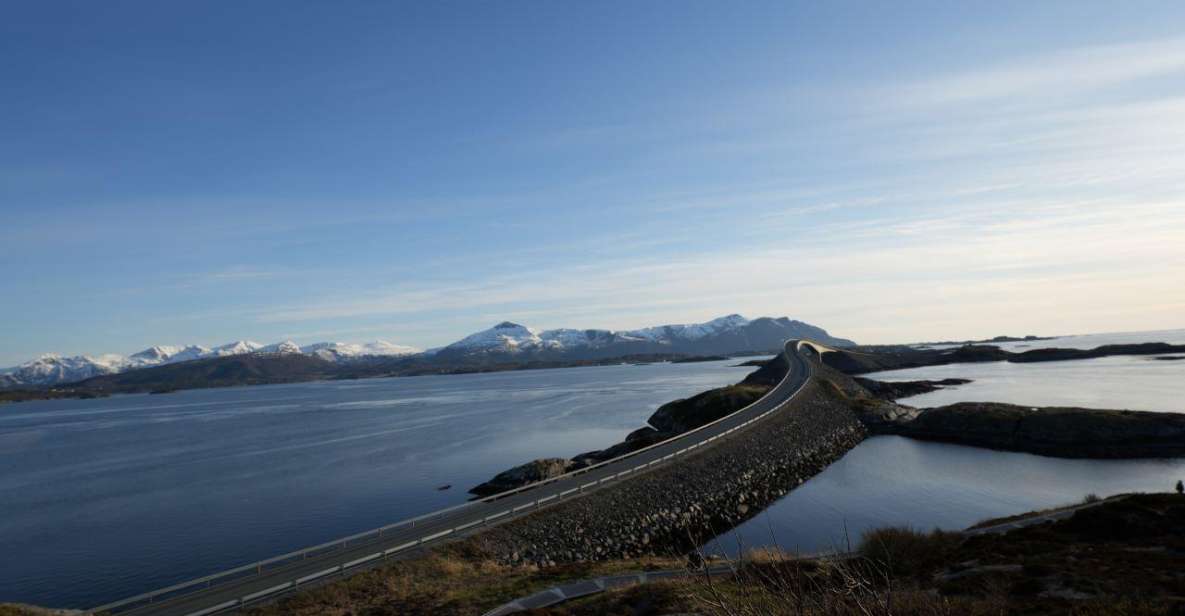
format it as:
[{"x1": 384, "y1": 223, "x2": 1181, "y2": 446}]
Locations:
[{"x1": 92, "y1": 340, "x2": 824, "y2": 615}]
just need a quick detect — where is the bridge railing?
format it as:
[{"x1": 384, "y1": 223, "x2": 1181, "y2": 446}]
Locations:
[{"x1": 92, "y1": 340, "x2": 818, "y2": 615}]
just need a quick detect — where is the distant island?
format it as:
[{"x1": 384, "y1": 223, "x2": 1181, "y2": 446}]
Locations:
[
  {"x1": 827, "y1": 341, "x2": 1185, "y2": 374},
  {"x1": 912, "y1": 334, "x2": 1055, "y2": 346}
]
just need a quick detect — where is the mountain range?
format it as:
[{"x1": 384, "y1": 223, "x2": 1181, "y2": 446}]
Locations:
[{"x1": 0, "y1": 314, "x2": 853, "y2": 388}]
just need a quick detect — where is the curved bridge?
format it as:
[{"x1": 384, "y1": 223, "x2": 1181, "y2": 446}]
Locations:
[{"x1": 97, "y1": 339, "x2": 832, "y2": 616}]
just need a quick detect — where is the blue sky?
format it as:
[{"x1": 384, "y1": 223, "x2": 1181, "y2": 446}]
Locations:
[{"x1": 3, "y1": 1, "x2": 1185, "y2": 365}]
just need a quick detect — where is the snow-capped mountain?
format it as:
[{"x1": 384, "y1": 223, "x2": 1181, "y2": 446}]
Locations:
[
  {"x1": 434, "y1": 314, "x2": 854, "y2": 359},
  {"x1": 258, "y1": 340, "x2": 303, "y2": 355},
  {"x1": 1, "y1": 314, "x2": 851, "y2": 389},
  {"x1": 210, "y1": 340, "x2": 264, "y2": 356},
  {"x1": 1, "y1": 338, "x2": 421, "y2": 388},
  {"x1": 300, "y1": 341, "x2": 421, "y2": 362},
  {"x1": 128, "y1": 345, "x2": 210, "y2": 367},
  {"x1": 0, "y1": 354, "x2": 128, "y2": 388},
  {"x1": 625, "y1": 314, "x2": 751, "y2": 341}
]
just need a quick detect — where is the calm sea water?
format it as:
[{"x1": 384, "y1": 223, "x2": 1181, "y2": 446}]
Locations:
[
  {"x1": 707, "y1": 436, "x2": 1185, "y2": 556},
  {"x1": 0, "y1": 360, "x2": 750, "y2": 608},
  {"x1": 709, "y1": 329, "x2": 1185, "y2": 555}
]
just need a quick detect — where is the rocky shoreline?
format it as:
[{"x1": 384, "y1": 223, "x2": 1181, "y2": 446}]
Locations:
[
  {"x1": 825, "y1": 341, "x2": 1185, "y2": 374},
  {"x1": 473, "y1": 377, "x2": 866, "y2": 567},
  {"x1": 868, "y1": 401, "x2": 1185, "y2": 458},
  {"x1": 852, "y1": 376, "x2": 971, "y2": 400}
]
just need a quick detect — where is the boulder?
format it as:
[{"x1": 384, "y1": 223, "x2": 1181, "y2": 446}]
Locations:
[{"x1": 469, "y1": 457, "x2": 576, "y2": 496}]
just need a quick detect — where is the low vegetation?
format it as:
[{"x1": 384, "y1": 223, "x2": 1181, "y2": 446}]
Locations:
[
  {"x1": 243, "y1": 542, "x2": 686, "y2": 616},
  {"x1": 182, "y1": 494, "x2": 1185, "y2": 615},
  {"x1": 548, "y1": 494, "x2": 1185, "y2": 615}
]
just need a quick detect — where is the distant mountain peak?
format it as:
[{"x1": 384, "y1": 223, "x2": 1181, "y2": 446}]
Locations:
[
  {"x1": 260, "y1": 340, "x2": 302, "y2": 354},
  {"x1": 434, "y1": 313, "x2": 852, "y2": 359},
  {"x1": 2, "y1": 313, "x2": 851, "y2": 389}
]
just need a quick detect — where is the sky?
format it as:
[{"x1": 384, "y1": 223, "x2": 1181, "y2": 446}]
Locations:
[{"x1": 3, "y1": 1, "x2": 1185, "y2": 365}]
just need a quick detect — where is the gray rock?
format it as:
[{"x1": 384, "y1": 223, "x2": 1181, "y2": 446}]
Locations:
[{"x1": 469, "y1": 457, "x2": 575, "y2": 496}]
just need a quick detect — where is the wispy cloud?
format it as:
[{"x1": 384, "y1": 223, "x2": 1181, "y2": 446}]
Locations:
[{"x1": 893, "y1": 36, "x2": 1185, "y2": 107}]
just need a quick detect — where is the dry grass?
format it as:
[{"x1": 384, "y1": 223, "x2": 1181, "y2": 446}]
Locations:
[
  {"x1": 966, "y1": 493, "x2": 1123, "y2": 531},
  {"x1": 243, "y1": 541, "x2": 685, "y2": 616},
  {"x1": 857, "y1": 527, "x2": 963, "y2": 581}
]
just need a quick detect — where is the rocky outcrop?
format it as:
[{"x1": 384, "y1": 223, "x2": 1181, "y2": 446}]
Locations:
[
  {"x1": 647, "y1": 384, "x2": 770, "y2": 433},
  {"x1": 470, "y1": 458, "x2": 576, "y2": 497},
  {"x1": 878, "y1": 402, "x2": 1185, "y2": 458},
  {"x1": 474, "y1": 379, "x2": 866, "y2": 567},
  {"x1": 853, "y1": 377, "x2": 971, "y2": 401}
]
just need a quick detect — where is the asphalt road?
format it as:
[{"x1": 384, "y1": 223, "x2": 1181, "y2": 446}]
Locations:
[{"x1": 102, "y1": 339, "x2": 822, "y2": 616}]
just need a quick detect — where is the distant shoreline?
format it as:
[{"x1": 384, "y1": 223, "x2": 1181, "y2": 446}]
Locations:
[
  {"x1": 4, "y1": 338, "x2": 1181, "y2": 406},
  {"x1": 0, "y1": 352, "x2": 761, "y2": 404}
]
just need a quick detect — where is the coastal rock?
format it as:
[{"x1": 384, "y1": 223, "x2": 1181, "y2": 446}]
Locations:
[
  {"x1": 647, "y1": 384, "x2": 771, "y2": 433},
  {"x1": 853, "y1": 377, "x2": 971, "y2": 401},
  {"x1": 469, "y1": 458, "x2": 576, "y2": 496},
  {"x1": 880, "y1": 402, "x2": 1185, "y2": 458}
]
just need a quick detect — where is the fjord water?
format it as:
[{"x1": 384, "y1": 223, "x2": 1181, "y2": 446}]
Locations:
[
  {"x1": 709, "y1": 329, "x2": 1185, "y2": 555},
  {"x1": 0, "y1": 360, "x2": 750, "y2": 608}
]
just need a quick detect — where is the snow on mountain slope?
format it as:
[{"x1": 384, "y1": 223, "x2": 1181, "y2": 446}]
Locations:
[
  {"x1": 300, "y1": 341, "x2": 420, "y2": 361},
  {"x1": 258, "y1": 340, "x2": 302, "y2": 355},
  {"x1": 127, "y1": 345, "x2": 211, "y2": 367},
  {"x1": 2, "y1": 337, "x2": 421, "y2": 387},
  {"x1": 538, "y1": 328, "x2": 620, "y2": 349},
  {"x1": 624, "y1": 314, "x2": 751, "y2": 342},
  {"x1": 210, "y1": 340, "x2": 264, "y2": 356},
  {"x1": 0, "y1": 354, "x2": 124, "y2": 387},
  {"x1": 1, "y1": 314, "x2": 848, "y2": 388},
  {"x1": 436, "y1": 314, "x2": 850, "y2": 357},
  {"x1": 443, "y1": 322, "x2": 546, "y2": 353}
]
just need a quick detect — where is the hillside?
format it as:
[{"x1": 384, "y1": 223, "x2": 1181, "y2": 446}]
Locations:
[{"x1": 74, "y1": 354, "x2": 338, "y2": 393}]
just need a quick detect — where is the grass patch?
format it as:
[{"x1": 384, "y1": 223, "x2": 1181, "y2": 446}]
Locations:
[
  {"x1": 967, "y1": 493, "x2": 1126, "y2": 531},
  {"x1": 857, "y1": 526, "x2": 963, "y2": 580},
  {"x1": 244, "y1": 541, "x2": 685, "y2": 616}
]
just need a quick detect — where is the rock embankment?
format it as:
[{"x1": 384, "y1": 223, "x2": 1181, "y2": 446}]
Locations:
[
  {"x1": 470, "y1": 458, "x2": 577, "y2": 497},
  {"x1": 473, "y1": 379, "x2": 866, "y2": 566},
  {"x1": 878, "y1": 402, "x2": 1185, "y2": 458}
]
